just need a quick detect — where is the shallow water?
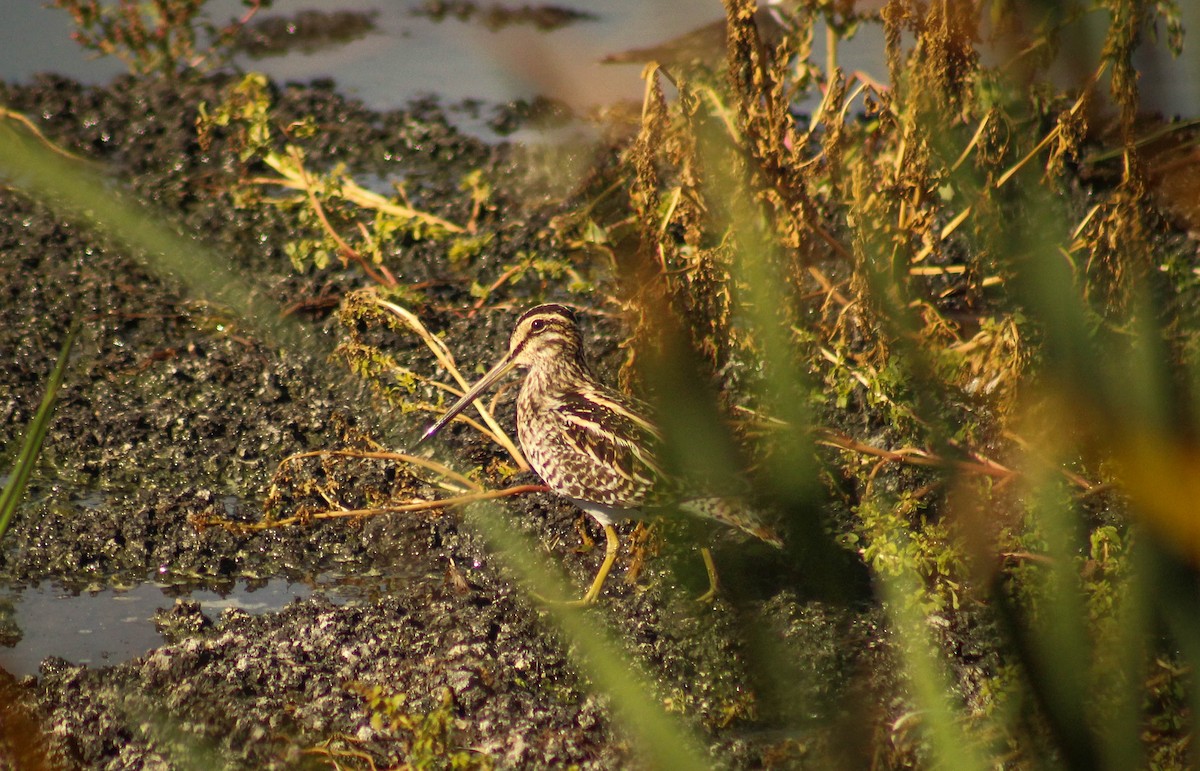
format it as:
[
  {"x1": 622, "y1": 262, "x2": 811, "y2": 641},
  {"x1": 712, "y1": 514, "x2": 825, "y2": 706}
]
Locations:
[
  {"x1": 0, "y1": 578, "x2": 319, "y2": 677},
  {"x1": 0, "y1": 0, "x2": 892, "y2": 119},
  {"x1": 3, "y1": 1, "x2": 1198, "y2": 121}
]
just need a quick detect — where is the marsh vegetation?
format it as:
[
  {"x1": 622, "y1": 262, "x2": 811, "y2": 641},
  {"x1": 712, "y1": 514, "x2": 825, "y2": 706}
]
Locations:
[{"x1": 2, "y1": 0, "x2": 1198, "y2": 767}]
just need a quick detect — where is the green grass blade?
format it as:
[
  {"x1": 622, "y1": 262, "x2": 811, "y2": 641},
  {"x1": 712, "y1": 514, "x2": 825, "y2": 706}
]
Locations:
[
  {"x1": 0, "y1": 120, "x2": 324, "y2": 358},
  {"x1": 462, "y1": 500, "x2": 710, "y2": 770},
  {"x1": 880, "y1": 562, "x2": 991, "y2": 771},
  {"x1": 0, "y1": 320, "x2": 81, "y2": 538}
]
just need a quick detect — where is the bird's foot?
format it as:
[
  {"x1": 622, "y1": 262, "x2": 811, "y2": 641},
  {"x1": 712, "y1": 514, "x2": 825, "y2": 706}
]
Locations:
[{"x1": 694, "y1": 547, "x2": 721, "y2": 604}]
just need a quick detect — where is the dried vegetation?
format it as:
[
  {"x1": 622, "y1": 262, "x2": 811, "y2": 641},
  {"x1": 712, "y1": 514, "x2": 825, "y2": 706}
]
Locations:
[{"x1": 9, "y1": 0, "x2": 1200, "y2": 766}]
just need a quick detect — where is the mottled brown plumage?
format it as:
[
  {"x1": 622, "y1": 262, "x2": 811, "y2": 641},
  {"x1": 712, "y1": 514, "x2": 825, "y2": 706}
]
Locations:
[{"x1": 422, "y1": 304, "x2": 781, "y2": 603}]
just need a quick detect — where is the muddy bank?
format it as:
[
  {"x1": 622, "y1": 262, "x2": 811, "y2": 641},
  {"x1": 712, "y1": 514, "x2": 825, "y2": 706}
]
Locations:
[{"x1": 0, "y1": 73, "x2": 879, "y2": 768}]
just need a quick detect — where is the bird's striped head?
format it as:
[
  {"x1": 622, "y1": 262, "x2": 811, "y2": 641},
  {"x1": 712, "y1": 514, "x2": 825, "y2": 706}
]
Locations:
[
  {"x1": 505, "y1": 304, "x2": 584, "y2": 371},
  {"x1": 419, "y1": 303, "x2": 585, "y2": 442}
]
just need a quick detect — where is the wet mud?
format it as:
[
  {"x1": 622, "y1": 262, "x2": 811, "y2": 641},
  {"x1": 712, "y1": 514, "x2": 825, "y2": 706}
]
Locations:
[{"x1": 0, "y1": 73, "x2": 877, "y2": 768}]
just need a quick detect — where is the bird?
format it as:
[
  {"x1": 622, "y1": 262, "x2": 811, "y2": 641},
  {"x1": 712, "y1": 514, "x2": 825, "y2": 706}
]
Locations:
[{"x1": 420, "y1": 303, "x2": 782, "y2": 605}]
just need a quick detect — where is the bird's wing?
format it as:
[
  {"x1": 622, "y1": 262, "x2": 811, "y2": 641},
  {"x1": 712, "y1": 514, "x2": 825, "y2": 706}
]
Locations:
[{"x1": 551, "y1": 385, "x2": 664, "y2": 490}]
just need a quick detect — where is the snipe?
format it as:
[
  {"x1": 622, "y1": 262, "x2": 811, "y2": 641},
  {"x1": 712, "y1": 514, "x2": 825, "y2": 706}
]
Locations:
[{"x1": 421, "y1": 304, "x2": 781, "y2": 604}]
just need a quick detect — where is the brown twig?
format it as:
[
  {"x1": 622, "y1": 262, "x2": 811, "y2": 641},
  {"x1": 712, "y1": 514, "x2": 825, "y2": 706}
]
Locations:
[
  {"x1": 818, "y1": 427, "x2": 1014, "y2": 480},
  {"x1": 466, "y1": 262, "x2": 526, "y2": 319},
  {"x1": 1001, "y1": 551, "x2": 1056, "y2": 565},
  {"x1": 277, "y1": 449, "x2": 482, "y2": 493},
  {"x1": 817, "y1": 427, "x2": 1101, "y2": 494},
  {"x1": 286, "y1": 145, "x2": 398, "y2": 288},
  {"x1": 361, "y1": 291, "x2": 529, "y2": 470},
  {"x1": 197, "y1": 484, "x2": 548, "y2": 532},
  {"x1": 303, "y1": 734, "x2": 380, "y2": 771},
  {"x1": 0, "y1": 107, "x2": 96, "y2": 163},
  {"x1": 806, "y1": 265, "x2": 852, "y2": 308}
]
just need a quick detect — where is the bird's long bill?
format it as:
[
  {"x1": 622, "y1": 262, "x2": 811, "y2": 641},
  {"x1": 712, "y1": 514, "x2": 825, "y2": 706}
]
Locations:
[{"x1": 419, "y1": 355, "x2": 518, "y2": 442}]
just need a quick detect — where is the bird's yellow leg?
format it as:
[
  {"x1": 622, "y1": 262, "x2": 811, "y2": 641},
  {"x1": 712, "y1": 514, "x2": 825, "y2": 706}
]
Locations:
[
  {"x1": 694, "y1": 547, "x2": 721, "y2": 603},
  {"x1": 531, "y1": 524, "x2": 619, "y2": 606},
  {"x1": 571, "y1": 524, "x2": 620, "y2": 606}
]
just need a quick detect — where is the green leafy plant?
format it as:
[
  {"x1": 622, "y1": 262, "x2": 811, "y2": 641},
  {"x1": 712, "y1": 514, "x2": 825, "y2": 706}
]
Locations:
[
  {"x1": 197, "y1": 73, "x2": 465, "y2": 285},
  {"x1": 571, "y1": 0, "x2": 1198, "y2": 764},
  {"x1": 336, "y1": 685, "x2": 494, "y2": 770}
]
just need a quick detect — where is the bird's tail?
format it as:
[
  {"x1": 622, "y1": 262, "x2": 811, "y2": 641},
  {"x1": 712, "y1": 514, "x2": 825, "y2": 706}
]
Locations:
[{"x1": 678, "y1": 497, "x2": 784, "y2": 548}]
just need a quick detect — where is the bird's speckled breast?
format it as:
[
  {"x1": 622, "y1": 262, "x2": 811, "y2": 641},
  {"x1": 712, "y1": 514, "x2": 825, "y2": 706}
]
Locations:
[{"x1": 516, "y1": 380, "x2": 647, "y2": 518}]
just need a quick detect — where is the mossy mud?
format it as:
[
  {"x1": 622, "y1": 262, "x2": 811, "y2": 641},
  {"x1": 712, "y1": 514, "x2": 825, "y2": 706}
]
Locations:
[
  {"x1": 2, "y1": 0, "x2": 1199, "y2": 766},
  {"x1": 0, "y1": 73, "x2": 876, "y2": 768}
]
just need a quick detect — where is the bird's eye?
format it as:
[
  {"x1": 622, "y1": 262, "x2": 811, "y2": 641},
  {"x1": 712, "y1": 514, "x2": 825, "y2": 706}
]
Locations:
[{"x1": 530, "y1": 318, "x2": 547, "y2": 332}]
